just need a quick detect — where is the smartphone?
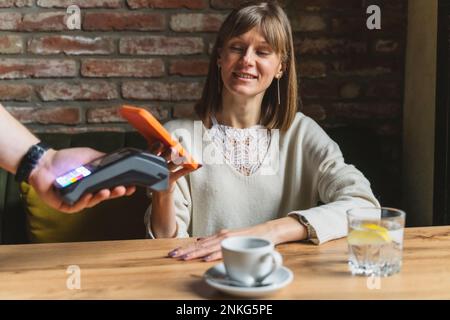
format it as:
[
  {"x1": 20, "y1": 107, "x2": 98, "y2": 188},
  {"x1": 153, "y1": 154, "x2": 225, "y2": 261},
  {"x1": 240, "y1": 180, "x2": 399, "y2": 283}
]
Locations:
[{"x1": 120, "y1": 105, "x2": 200, "y2": 170}]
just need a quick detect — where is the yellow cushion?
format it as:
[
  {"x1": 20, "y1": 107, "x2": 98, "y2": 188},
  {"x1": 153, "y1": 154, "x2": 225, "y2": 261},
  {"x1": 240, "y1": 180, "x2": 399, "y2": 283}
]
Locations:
[{"x1": 20, "y1": 183, "x2": 148, "y2": 243}]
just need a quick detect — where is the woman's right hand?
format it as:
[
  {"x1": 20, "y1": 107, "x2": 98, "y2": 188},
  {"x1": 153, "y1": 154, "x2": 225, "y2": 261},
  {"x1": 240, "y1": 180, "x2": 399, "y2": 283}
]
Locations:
[{"x1": 149, "y1": 141, "x2": 201, "y2": 194}]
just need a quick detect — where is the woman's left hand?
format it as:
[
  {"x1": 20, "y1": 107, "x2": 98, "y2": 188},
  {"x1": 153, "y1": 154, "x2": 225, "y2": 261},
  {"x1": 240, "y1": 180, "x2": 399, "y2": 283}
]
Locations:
[{"x1": 168, "y1": 224, "x2": 274, "y2": 262}]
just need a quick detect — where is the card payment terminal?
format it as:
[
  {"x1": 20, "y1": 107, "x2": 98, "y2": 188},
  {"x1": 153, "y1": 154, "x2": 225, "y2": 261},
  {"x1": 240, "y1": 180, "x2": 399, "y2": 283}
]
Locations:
[{"x1": 54, "y1": 148, "x2": 169, "y2": 205}]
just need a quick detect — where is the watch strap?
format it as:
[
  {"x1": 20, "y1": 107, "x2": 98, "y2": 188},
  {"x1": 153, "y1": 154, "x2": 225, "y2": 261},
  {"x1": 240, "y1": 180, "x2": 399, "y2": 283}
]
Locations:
[
  {"x1": 15, "y1": 142, "x2": 50, "y2": 183},
  {"x1": 298, "y1": 215, "x2": 316, "y2": 241}
]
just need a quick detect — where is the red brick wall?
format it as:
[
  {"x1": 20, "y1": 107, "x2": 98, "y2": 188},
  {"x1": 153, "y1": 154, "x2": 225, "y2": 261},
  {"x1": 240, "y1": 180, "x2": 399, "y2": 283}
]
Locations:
[
  {"x1": 0, "y1": 0, "x2": 406, "y2": 204},
  {"x1": 0, "y1": 0, "x2": 406, "y2": 131},
  {"x1": 0, "y1": 0, "x2": 220, "y2": 132}
]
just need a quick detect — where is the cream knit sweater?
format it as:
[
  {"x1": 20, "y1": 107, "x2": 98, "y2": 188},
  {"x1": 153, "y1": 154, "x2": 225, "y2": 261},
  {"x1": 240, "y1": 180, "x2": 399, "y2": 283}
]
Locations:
[{"x1": 145, "y1": 112, "x2": 380, "y2": 244}]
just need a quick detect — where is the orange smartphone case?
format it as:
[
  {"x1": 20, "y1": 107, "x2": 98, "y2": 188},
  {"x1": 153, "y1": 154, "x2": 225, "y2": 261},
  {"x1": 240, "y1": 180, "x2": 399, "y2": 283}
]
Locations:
[{"x1": 120, "y1": 105, "x2": 199, "y2": 170}]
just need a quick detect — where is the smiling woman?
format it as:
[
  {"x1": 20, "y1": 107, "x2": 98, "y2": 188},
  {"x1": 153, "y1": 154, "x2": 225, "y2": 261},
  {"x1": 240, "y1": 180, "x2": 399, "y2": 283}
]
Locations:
[
  {"x1": 218, "y1": 28, "x2": 283, "y2": 114},
  {"x1": 197, "y1": 0, "x2": 297, "y2": 131},
  {"x1": 145, "y1": 0, "x2": 380, "y2": 262}
]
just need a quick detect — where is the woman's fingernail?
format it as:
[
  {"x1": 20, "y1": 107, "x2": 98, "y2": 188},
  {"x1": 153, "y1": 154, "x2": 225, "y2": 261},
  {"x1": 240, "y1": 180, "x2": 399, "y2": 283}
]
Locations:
[
  {"x1": 180, "y1": 254, "x2": 190, "y2": 260},
  {"x1": 168, "y1": 248, "x2": 179, "y2": 257}
]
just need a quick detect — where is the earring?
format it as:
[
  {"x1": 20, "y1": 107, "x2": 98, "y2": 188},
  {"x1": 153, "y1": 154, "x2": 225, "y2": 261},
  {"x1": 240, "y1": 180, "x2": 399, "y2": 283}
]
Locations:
[
  {"x1": 277, "y1": 77, "x2": 281, "y2": 106},
  {"x1": 217, "y1": 65, "x2": 221, "y2": 94}
]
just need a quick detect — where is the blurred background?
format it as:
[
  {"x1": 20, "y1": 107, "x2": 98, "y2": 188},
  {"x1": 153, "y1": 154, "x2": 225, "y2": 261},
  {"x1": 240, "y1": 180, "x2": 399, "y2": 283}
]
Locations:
[{"x1": 0, "y1": 0, "x2": 447, "y2": 236}]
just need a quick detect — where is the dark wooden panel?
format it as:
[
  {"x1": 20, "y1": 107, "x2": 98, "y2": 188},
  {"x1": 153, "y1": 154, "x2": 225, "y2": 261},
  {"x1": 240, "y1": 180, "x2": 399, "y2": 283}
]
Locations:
[{"x1": 434, "y1": 0, "x2": 450, "y2": 225}]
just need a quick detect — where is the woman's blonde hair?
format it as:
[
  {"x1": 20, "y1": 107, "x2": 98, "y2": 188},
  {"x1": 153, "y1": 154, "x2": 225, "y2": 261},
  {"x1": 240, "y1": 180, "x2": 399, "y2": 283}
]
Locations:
[{"x1": 195, "y1": 0, "x2": 298, "y2": 131}]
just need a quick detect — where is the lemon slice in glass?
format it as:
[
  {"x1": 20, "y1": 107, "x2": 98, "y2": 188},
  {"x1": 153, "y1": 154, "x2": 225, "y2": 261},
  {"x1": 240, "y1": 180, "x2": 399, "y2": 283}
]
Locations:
[{"x1": 348, "y1": 223, "x2": 392, "y2": 245}]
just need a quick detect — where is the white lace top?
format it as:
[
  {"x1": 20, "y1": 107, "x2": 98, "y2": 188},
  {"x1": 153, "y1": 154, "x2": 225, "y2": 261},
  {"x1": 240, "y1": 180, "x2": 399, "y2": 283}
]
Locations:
[{"x1": 209, "y1": 115, "x2": 272, "y2": 176}]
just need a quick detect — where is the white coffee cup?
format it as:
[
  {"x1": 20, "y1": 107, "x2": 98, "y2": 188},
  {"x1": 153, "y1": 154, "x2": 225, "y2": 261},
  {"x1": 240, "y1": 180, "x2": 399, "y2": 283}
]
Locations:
[{"x1": 221, "y1": 236, "x2": 283, "y2": 286}]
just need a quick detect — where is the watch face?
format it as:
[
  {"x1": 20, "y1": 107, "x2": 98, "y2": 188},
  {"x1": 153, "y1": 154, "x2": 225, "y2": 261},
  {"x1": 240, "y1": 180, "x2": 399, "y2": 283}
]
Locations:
[{"x1": 55, "y1": 165, "x2": 92, "y2": 188}]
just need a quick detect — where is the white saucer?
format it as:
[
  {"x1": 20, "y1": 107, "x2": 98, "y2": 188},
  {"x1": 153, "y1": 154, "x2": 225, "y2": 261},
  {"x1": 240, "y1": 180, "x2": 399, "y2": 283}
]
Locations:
[{"x1": 203, "y1": 263, "x2": 293, "y2": 298}]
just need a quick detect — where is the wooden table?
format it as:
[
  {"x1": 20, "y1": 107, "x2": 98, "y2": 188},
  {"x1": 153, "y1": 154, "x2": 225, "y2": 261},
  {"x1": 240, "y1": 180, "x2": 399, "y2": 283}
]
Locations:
[{"x1": 0, "y1": 226, "x2": 449, "y2": 299}]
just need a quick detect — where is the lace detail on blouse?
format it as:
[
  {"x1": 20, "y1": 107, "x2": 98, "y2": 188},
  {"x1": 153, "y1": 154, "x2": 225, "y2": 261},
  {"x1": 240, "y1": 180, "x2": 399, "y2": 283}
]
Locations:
[{"x1": 209, "y1": 115, "x2": 271, "y2": 176}]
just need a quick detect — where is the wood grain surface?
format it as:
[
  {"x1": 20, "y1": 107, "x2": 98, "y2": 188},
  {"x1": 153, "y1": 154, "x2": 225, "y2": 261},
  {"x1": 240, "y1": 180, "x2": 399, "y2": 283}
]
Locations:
[{"x1": 0, "y1": 226, "x2": 449, "y2": 299}]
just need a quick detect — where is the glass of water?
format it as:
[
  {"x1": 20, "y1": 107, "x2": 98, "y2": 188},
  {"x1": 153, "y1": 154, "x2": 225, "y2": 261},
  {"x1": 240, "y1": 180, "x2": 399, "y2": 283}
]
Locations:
[{"x1": 346, "y1": 207, "x2": 406, "y2": 277}]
